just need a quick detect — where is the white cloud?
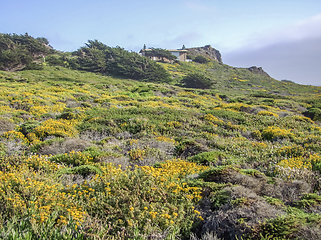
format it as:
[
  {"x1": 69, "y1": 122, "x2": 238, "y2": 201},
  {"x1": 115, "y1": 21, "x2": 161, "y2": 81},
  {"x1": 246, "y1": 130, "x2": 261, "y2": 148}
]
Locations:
[
  {"x1": 244, "y1": 14, "x2": 321, "y2": 50},
  {"x1": 223, "y1": 32, "x2": 321, "y2": 86}
]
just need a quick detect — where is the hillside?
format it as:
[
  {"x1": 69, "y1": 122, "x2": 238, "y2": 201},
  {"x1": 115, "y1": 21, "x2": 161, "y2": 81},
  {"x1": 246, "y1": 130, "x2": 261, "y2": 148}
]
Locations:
[{"x1": 1, "y1": 35, "x2": 321, "y2": 239}]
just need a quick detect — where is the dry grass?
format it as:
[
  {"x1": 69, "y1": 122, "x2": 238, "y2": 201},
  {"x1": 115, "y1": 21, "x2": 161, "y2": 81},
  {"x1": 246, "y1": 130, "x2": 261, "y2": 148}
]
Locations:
[
  {"x1": 39, "y1": 138, "x2": 91, "y2": 155},
  {"x1": 0, "y1": 118, "x2": 15, "y2": 135}
]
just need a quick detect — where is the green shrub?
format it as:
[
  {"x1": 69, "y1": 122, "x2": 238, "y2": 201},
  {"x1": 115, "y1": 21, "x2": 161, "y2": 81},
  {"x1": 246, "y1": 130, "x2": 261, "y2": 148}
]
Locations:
[
  {"x1": 56, "y1": 165, "x2": 103, "y2": 177},
  {"x1": 0, "y1": 216, "x2": 84, "y2": 240},
  {"x1": 49, "y1": 146, "x2": 114, "y2": 166},
  {"x1": 193, "y1": 55, "x2": 210, "y2": 64},
  {"x1": 188, "y1": 151, "x2": 224, "y2": 165},
  {"x1": 263, "y1": 196, "x2": 284, "y2": 207},
  {"x1": 210, "y1": 189, "x2": 231, "y2": 209},
  {"x1": 295, "y1": 193, "x2": 321, "y2": 208},
  {"x1": 249, "y1": 216, "x2": 300, "y2": 239},
  {"x1": 19, "y1": 120, "x2": 40, "y2": 137},
  {"x1": 303, "y1": 108, "x2": 321, "y2": 121},
  {"x1": 181, "y1": 73, "x2": 213, "y2": 89}
]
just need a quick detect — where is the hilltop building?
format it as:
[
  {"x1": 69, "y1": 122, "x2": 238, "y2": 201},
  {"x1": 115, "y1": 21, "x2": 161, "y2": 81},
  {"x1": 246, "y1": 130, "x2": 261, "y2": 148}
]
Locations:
[{"x1": 140, "y1": 45, "x2": 188, "y2": 62}]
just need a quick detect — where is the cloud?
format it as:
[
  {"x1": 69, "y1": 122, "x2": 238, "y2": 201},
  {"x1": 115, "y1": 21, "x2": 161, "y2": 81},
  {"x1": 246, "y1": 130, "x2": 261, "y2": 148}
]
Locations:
[
  {"x1": 246, "y1": 14, "x2": 321, "y2": 50},
  {"x1": 224, "y1": 36, "x2": 321, "y2": 86},
  {"x1": 222, "y1": 15, "x2": 321, "y2": 86}
]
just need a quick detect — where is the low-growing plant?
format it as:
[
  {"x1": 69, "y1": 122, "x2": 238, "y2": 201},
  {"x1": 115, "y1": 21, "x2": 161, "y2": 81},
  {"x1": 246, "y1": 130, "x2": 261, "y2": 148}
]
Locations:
[
  {"x1": 188, "y1": 151, "x2": 225, "y2": 165},
  {"x1": 210, "y1": 189, "x2": 231, "y2": 210},
  {"x1": 294, "y1": 193, "x2": 321, "y2": 209},
  {"x1": 249, "y1": 215, "x2": 301, "y2": 239},
  {"x1": 263, "y1": 196, "x2": 284, "y2": 207},
  {"x1": 56, "y1": 165, "x2": 103, "y2": 177}
]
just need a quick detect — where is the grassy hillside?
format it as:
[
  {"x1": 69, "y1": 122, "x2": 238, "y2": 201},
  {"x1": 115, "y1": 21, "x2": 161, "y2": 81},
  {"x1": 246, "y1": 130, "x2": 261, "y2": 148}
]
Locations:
[{"x1": 0, "y1": 61, "x2": 321, "y2": 239}]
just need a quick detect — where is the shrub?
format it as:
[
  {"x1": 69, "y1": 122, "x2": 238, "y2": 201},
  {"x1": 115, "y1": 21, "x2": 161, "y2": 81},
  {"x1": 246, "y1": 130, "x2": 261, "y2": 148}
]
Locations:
[
  {"x1": 56, "y1": 165, "x2": 103, "y2": 177},
  {"x1": 189, "y1": 151, "x2": 225, "y2": 165},
  {"x1": 33, "y1": 119, "x2": 78, "y2": 140},
  {"x1": 19, "y1": 120, "x2": 40, "y2": 137},
  {"x1": 193, "y1": 55, "x2": 210, "y2": 64},
  {"x1": 303, "y1": 108, "x2": 321, "y2": 121},
  {"x1": 181, "y1": 73, "x2": 213, "y2": 89},
  {"x1": 262, "y1": 126, "x2": 294, "y2": 141},
  {"x1": 294, "y1": 193, "x2": 321, "y2": 208},
  {"x1": 257, "y1": 111, "x2": 278, "y2": 117},
  {"x1": 249, "y1": 215, "x2": 301, "y2": 239}
]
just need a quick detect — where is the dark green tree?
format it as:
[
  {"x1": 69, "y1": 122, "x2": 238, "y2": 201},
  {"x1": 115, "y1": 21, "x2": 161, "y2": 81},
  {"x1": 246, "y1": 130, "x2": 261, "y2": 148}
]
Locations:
[
  {"x1": 70, "y1": 40, "x2": 171, "y2": 83},
  {"x1": 0, "y1": 33, "x2": 50, "y2": 71},
  {"x1": 36, "y1": 37, "x2": 49, "y2": 45}
]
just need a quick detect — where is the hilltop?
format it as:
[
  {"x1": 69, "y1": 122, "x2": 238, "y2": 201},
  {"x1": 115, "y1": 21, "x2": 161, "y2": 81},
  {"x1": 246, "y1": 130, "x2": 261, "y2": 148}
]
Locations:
[{"x1": 0, "y1": 33, "x2": 321, "y2": 239}]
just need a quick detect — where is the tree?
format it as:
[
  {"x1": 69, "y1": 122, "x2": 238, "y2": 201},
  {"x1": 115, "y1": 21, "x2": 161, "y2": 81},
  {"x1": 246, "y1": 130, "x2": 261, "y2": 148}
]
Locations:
[
  {"x1": 181, "y1": 73, "x2": 213, "y2": 89},
  {"x1": 0, "y1": 33, "x2": 50, "y2": 71},
  {"x1": 70, "y1": 40, "x2": 171, "y2": 82},
  {"x1": 36, "y1": 37, "x2": 49, "y2": 45}
]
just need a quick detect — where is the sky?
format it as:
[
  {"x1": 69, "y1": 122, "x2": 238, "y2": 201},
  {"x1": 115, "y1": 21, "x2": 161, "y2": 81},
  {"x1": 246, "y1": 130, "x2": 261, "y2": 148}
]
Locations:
[{"x1": 1, "y1": 0, "x2": 321, "y2": 86}]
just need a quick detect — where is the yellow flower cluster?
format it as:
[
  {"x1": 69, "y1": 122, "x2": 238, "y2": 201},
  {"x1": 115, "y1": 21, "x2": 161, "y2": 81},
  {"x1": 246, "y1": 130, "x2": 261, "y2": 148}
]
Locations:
[
  {"x1": 257, "y1": 111, "x2": 278, "y2": 117},
  {"x1": 262, "y1": 126, "x2": 294, "y2": 140},
  {"x1": 128, "y1": 149, "x2": 146, "y2": 161},
  {"x1": 32, "y1": 119, "x2": 78, "y2": 140},
  {"x1": 156, "y1": 136, "x2": 177, "y2": 144},
  {"x1": 139, "y1": 159, "x2": 209, "y2": 181},
  {"x1": 276, "y1": 145, "x2": 304, "y2": 157},
  {"x1": 251, "y1": 142, "x2": 268, "y2": 149},
  {"x1": 166, "y1": 121, "x2": 182, "y2": 128},
  {"x1": 1, "y1": 130, "x2": 29, "y2": 144},
  {"x1": 277, "y1": 158, "x2": 312, "y2": 170},
  {"x1": 203, "y1": 114, "x2": 223, "y2": 125},
  {"x1": 29, "y1": 102, "x2": 66, "y2": 117},
  {"x1": 0, "y1": 163, "x2": 86, "y2": 228}
]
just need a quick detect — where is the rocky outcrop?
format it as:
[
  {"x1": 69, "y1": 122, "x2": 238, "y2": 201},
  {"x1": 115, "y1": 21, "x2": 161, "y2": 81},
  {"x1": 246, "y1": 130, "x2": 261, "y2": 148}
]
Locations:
[
  {"x1": 247, "y1": 66, "x2": 270, "y2": 77},
  {"x1": 187, "y1": 45, "x2": 222, "y2": 63}
]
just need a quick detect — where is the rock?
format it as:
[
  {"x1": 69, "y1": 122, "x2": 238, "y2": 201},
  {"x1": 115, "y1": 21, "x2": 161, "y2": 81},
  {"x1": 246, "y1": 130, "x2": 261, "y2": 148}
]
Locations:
[
  {"x1": 247, "y1": 66, "x2": 270, "y2": 77},
  {"x1": 187, "y1": 45, "x2": 222, "y2": 63}
]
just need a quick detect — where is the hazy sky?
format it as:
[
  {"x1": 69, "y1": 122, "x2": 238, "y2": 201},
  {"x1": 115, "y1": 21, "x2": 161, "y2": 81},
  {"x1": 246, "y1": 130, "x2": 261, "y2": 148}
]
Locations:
[{"x1": 1, "y1": 0, "x2": 321, "y2": 86}]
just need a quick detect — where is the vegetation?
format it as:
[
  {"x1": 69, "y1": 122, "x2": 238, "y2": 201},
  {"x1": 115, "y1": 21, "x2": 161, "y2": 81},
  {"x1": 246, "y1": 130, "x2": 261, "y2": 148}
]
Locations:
[
  {"x1": 0, "y1": 33, "x2": 51, "y2": 71},
  {"x1": 0, "y1": 33, "x2": 321, "y2": 239},
  {"x1": 181, "y1": 72, "x2": 213, "y2": 89},
  {"x1": 193, "y1": 55, "x2": 210, "y2": 64},
  {"x1": 69, "y1": 40, "x2": 171, "y2": 83}
]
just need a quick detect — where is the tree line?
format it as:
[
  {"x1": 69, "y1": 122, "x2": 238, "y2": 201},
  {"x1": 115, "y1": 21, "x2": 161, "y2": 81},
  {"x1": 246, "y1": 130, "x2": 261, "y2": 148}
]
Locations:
[
  {"x1": 68, "y1": 40, "x2": 171, "y2": 83},
  {"x1": 0, "y1": 33, "x2": 51, "y2": 71},
  {"x1": 0, "y1": 34, "x2": 171, "y2": 83}
]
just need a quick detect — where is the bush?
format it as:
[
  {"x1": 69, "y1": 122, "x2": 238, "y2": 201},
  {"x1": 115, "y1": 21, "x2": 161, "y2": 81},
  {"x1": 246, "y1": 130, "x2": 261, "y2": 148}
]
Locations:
[
  {"x1": 193, "y1": 55, "x2": 210, "y2": 64},
  {"x1": 56, "y1": 165, "x2": 103, "y2": 177},
  {"x1": 189, "y1": 151, "x2": 224, "y2": 165},
  {"x1": 303, "y1": 108, "x2": 321, "y2": 121},
  {"x1": 181, "y1": 73, "x2": 213, "y2": 89}
]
